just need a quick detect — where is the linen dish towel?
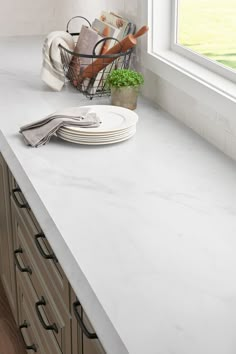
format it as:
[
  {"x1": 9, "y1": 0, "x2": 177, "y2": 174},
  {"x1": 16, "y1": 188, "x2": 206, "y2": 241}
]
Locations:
[
  {"x1": 69, "y1": 25, "x2": 103, "y2": 88},
  {"x1": 41, "y1": 31, "x2": 75, "y2": 91},
  {"x1": 20, "y1": 108, "x2": 101, "y2": 147}
]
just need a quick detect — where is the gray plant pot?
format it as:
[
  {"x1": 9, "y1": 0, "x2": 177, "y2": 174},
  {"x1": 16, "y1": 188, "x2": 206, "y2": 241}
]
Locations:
[{"x1": 111, "y1": 86, "x2": 140, "y2": 110}]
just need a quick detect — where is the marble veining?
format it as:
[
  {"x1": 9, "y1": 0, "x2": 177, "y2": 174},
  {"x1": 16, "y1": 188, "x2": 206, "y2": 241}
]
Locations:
[{"x1": 1, "y1": 37, "x2": 236, "y2": 354}]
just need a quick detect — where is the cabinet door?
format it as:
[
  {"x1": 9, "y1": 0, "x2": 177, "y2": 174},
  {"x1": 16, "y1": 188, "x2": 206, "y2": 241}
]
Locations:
[
  {"x1": 17, "y1": 281, "x2": 41, "y2": 353},
  {"x1": 0, "y1": 153, "x2": 17, "y2": 321},
  {"x1": 71, "y1": 288, "x2": 106, "y2": 354},
  {"x1": 17, "y1": 271, "x2": 62, "y2": 354},
  {"x1": 71, "y1": 290, "x2": 83, "y2": 354},
  {"x1": 12, "y1": 200, "x2": 71, "y2": 354},
  {"x1": 82, "y1": 312, "x2": 106, "y2": 354},
  {"x1": 10, "y1": 177, "x2": 70, "y2": 312}
]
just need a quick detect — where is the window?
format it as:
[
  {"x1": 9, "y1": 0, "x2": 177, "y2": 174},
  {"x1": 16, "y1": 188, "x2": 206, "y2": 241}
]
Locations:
[
  {"x1": 140, "y1": 0, "x2": 236, "y2": 117},
  {"x1": 171, "y1": 0, "x2": 236, "y2": 82},
  {"x1": 177, "y1": 0, "x2": 236, "y2": 71}
]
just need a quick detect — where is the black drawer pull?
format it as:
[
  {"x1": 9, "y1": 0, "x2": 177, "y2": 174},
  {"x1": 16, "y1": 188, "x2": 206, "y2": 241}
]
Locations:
[
  {"x1": 34, "y1": 234, "x2": 58, "y2": 262},
  {"x1": 35, "y1": 297, "x2": 58, "y2": 333},
  {"x1": 19, "y1": 321, "x2": 37, "y2": 352},
  {"x1": 73, "y1": 300, "x2": 98, "y2": 339},
  {"x1": 12, "y1": 187, "x2": 29, "y2": 209},
  {"x1": 14, "y1": 248, "x2": 32, "y2": 274}
]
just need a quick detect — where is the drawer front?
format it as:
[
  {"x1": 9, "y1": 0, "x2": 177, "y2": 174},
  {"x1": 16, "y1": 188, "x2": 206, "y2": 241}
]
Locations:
[
  {"x1": 9, "y1": 174, "x2": 38, "y2": 230},
  {"x1": 18, "y1": 281, "x2": 43, "y2": 353},
  {"x1": 11, "y1": 192, "x2": 70, "y2": 310},
  {"x1": 0, "y1": 154, "x2": 17, "y2": 321},
  {"x1": 17, "y1": 270, "x2": 62, "y2": 354},
  {"x1": 71, "y1": 290, "x2": 82, "y2": 354},
  {"x1": 71, "y1": 288, "x2": 106, "y2": 354},
  {"x1": 82, "y1": 312, "x2": 106, "y2": 354},
  {"x1": 12, "y1": 201, "x2": 71, "y2": 353},
  {"x1": 9, "y1": 177, "x2": 67, "y2": 296}
]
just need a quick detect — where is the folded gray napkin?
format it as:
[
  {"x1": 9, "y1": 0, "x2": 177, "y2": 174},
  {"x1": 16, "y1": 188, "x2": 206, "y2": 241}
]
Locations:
[{"x1": 20, "y1": 109, "x2": 101, "y2": 147}]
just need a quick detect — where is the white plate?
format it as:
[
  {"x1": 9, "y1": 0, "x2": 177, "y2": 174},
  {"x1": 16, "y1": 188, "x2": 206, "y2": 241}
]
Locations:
[
  {"x1": 59, "y1": 105, "x2": 138, "y2": 135},
  {"x1": 59, "y1": 125, "x2": 134, "y2": 137},
  {"x1": 56, "y1": 131, "x2": 136, "y2": 144},
  {"x1": 57, "y1": 127, "x2": 136, "y2": 142},
  {"x1": 57, "y1": 130, "x2": 136, "y2": 145}
]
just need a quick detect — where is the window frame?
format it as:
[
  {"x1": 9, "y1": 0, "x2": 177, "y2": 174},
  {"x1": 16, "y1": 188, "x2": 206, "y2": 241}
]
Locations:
[
  {"x1": 170, "y1": 0, "x2": 236, "y2": 83},
  {"x1": 139, "y1": 0, "x2": 236, "y2": 117}
]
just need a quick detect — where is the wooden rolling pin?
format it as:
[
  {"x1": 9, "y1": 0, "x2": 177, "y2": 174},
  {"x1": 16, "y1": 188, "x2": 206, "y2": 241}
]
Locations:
[
  {"x1": 101, "y1": 26, "x2": 110, "y2": 54},
  {"x1": 81, "y1": 25, "x2": 149, "y2": 79}
]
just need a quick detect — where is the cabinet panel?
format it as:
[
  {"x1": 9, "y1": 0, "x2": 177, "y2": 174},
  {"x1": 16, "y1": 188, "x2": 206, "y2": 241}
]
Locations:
[
  {"x1": 82, "y1": 312, "x2": 106, "y2": 354},
  {"x1": 10, "y1": 180, "x2": 69, "y2": 309},
  {"x1": 71, "y1": 290, "x2": 83, "y2": 354},
  {"x1": 17, "y1": 269, "x2": 62, "y2": 354},
  {"x1": 18, "y1": 281, "x2": 41, "y2": 353},
  {"x1": 71, "y1": 288, "x2": 106, "y2": 354},
  {"x1": 0, "y1": 153, "x2": 17, "y2": 321},
  {"x1": 12, "y1": 201, "x2": 71, "y2": 353},
  {"x1": 3, "y1": 159, "x2": 106, "y2": 354}
]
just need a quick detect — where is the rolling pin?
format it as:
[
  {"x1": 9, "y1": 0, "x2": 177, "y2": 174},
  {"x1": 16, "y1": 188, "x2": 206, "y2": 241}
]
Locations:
[
  {"x1": 101, "y1": 26, "x2": 110, "y2": 54},
  {"x1": 81, "y1": 25, "x2": 149, "y2": 79}
]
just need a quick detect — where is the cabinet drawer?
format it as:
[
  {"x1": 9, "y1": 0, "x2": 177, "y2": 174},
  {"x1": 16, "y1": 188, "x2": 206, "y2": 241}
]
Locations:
[
  {"x1": 9, "y1": 174, "x2": 68, "y2": 298},
  {"x1": 11, "y1": 193, "x2": 69, "y2": 309},
  {"x1": 9, "y1": 174, "x2": 39, "y2": 233},
  {"x1": 12, "y1": 200, "x2": 71, "y2": 353},
  {"x1": 82, "y1": 312, "x2": 106, "y2": 354},
  {"x1": 0, "y1": 153, "x2": 17, "y2": 321},
  {"x1": 18, "y1": 281, "x2": 43, "y2": 353},
  {"x1": 71, "y1": 288, "x2": 106, "y2": 354},
  {"x1": 17, "y1": 270, "x2": 62, "y2": 354}
]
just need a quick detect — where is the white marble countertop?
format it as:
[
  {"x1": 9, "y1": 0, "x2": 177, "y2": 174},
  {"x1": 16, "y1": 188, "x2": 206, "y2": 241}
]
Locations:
[{"x1": 1, "y1": 36, "x2": 236, "y2": 354}]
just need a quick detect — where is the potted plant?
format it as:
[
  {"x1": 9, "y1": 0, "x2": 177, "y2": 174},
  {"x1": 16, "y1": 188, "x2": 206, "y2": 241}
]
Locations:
[{"x1": 106, "y1": 68, "x2": 144, "y2": 110}]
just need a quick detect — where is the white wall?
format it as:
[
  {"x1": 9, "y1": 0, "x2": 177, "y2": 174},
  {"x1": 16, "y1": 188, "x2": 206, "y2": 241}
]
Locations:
[
  {"x1": 141, "y1": 72, "x2": 236, "y2": 161},
  {"x1": 0, "y1": 0, "x2": 124, "y2": 36}
]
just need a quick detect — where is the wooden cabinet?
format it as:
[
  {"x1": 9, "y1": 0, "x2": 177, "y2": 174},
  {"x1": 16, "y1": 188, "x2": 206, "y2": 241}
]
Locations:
[
  {"x1": 71, "y1": 289, "x2": 106, "y2": 354},
  {"x1": 11, "y1": 189, "x2": 72, "y2": 354},
  {"x1": 82, "y1": 313, "x2": 106, "y2": 354},
  {"x1": 0, "y1": 153, "x2": 17, "y2": 321},
  {"x1": 17, "y1": 269, "x2": 62, "y2": 354},
  {"x1": 17, "y1": 279, "x2": 43, "y2": 353},
  {"x1": 0, "y1": 154, "x2": 106, "y2": 354}
]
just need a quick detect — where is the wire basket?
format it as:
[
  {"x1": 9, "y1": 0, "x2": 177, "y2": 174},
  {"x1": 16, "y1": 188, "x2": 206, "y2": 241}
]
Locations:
[{"x1": 59, "y1": 16, "x2": 134, "y2": 99}]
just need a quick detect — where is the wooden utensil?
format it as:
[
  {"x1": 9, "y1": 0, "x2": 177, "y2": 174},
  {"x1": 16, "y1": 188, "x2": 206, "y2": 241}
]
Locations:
[
  {"x1": 101, "y1": 26, "x2": 110, "y2": 54},
  {"x1": 81, "y1": 25, "x2": 149, "y2": 79}
]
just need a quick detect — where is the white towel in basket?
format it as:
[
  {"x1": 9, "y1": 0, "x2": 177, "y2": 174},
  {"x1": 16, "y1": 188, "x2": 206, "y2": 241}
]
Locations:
[{"x1": 41, "y1": 31, "x2": 75, "y2": 91}]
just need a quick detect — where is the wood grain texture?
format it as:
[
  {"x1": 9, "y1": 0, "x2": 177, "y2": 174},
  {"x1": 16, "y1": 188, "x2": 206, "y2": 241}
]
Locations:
[{"x1": 0, "y1": 280, "x2": 26, "y2": 354}]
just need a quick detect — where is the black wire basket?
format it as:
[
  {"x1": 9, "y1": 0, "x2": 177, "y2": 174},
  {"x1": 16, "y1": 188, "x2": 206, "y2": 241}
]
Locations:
[{"x1": 59, "y1": 16, "x2": 134, "y2": 99}]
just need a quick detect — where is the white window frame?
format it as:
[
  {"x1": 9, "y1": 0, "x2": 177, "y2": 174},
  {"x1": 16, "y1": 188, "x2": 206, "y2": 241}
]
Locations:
[
  {"x1": 139, "y1": 0, "x2": 236, "y2": 117},
  {"x1": 171, "y1": 0, "x2": 236, "y2": 84}
]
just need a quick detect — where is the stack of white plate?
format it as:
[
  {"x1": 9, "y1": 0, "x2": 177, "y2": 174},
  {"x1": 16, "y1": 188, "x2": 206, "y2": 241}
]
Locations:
[{"x1": 56, "y1": 105, "x2": 138, "y2": 145}]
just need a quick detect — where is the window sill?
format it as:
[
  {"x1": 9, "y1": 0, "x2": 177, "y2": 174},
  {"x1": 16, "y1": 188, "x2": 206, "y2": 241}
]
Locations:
[{"x1": 142, "y1": 49, "x2": 236, "y2": 117}]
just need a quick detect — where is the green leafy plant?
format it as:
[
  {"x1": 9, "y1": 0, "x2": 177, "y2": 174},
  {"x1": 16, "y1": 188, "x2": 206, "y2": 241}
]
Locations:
[{"x1": 106, "y1": 69, "x2": 144, "y2": 88}]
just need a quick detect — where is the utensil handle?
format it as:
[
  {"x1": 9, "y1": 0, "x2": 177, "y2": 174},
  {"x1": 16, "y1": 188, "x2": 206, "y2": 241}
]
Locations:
[
  {"x1": 133, "y1": 25, "x2": 149, "y2": 39},
  {"x1": 81, "y1": 25, "x2": 148, "y2": 79}
]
